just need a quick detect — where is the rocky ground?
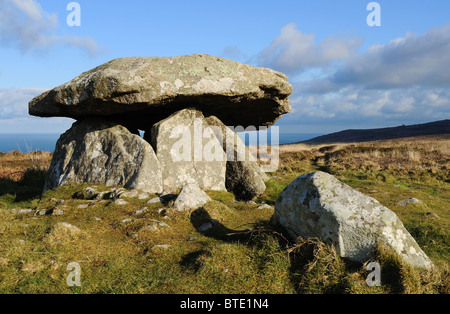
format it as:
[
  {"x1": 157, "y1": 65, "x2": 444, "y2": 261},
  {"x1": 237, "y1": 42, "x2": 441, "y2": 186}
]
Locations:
[{"x1": 0, "y1": 135, "x2": 448, "y2": 294}]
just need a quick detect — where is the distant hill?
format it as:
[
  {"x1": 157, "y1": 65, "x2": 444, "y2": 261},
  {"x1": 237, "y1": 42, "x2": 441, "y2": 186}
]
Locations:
[{"x1": 301, "y1": 120, "x2": 450, "y2": 145}]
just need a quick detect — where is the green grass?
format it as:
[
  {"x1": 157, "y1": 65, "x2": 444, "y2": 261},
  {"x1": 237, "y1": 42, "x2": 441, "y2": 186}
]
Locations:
[{"x1": 0, "y1": 141, "x2": 449, "y2": 294}]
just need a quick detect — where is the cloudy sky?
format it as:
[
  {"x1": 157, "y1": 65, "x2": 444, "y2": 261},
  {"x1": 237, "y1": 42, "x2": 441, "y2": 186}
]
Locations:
[{"x1": 0, "y1": 0, "x2": 449, "y2": 134}]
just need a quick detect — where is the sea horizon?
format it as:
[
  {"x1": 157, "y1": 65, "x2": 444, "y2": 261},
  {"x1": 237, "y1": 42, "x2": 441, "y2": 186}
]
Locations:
[{"x1": 0, "y1": 132, "x2": 324, "y2": 153}]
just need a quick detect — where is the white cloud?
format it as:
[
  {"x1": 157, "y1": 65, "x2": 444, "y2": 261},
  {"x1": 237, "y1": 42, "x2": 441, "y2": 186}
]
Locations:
[
  {"x1": 257, "y1": 23, "x2": 450, "y2": 130},
  {"x1": 331, "y1": 24, "x2": 450, "y2": 89},
  {"x1": 10, "y1": 0, "x2": 43, "y2": 20},
  {"x1": 257, "y1": 23, "x2": 363, "y2": 74},
  {"x1": 221, "y1": 45, "x2": 248, "y2": 62},
  {"x1": 0, "y1": 0, "x2": 100, "y2": 56},
  {"x1": 287, "y1": 85, "x2": 450, "y2": 124},
  {"x1": 0, "y1": 87, "x2": 74, "y2": 133},
  {"x1": 422, "y1": 91, "x2": 450, "y2": 108},
  {"x1": 0, "y1": 87, "x2": 47, "y2": 119}
]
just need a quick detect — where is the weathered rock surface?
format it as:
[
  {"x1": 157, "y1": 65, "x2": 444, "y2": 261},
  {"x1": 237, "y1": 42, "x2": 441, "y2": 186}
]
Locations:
[
  {"x1": 397, "y1": 198, "x2": 423, "y2": 207},
  {"x1": 146, "y1": 219, "x2": 170, "y2": 231},
  {"x1": 272, "y1": 171, "x2": 433, "y2": 269},
  {"x1": 204, "y1": 115, "x2": 267, "y2": 201},
  {"x1": 43, "y1": 118, "x2": 163, "y2": 193},
  {"x1": 173, "y1": 183, "x2": 211, "y2": 211},
  {"x1": 151, "y1": 108, "x2": 226, "y2": 193},
  {"x1": 12, "y1": 208, "x2": 33, "y2": 215},
  {"x1": 257, "y1": 204, "x2": 273, "y2": 210},
  {"x1": 29, "y1": 54, "x2": 292, "y2": 129}
]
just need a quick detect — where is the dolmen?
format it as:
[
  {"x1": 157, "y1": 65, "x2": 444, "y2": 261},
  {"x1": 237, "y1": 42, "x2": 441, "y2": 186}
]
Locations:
[{"x1": 29, "y1": 54, "x2": 293, "y2": 200}]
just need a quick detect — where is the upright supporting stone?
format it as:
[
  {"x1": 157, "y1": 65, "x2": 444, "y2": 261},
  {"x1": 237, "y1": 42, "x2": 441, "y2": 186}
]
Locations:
[
  {"x1": 204, "y1": 115, "x2": 267, "y2": 201},
  {"x1": 44, "y1": 118, "x2": 163, "y2": 194},
  {"x1": 150, "y1": 108, "x2": 227, "y2": 193}
]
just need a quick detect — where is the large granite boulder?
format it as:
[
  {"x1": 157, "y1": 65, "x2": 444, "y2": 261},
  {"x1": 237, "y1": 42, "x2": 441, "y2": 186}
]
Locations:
[
  {"x1": 29, "y1": 54, "x2": 293, "y2": 129},
  {"x1": 272, "y1": 171, "x2": 433, "y2": 269},
  {"x1": 43, "y1": 118, "x2": 163, "y2": 193},
  {"x1": 204, "y1": 115, "x2": 267, "y2": 201},
  {"x1": 150, "y1": 108, "x2": 227, "y2": 193}
]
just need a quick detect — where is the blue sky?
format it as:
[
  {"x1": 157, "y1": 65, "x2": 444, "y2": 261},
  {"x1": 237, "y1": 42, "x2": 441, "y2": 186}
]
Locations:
[{"x1": 0, "y1": 0, "x2": 449, "y2": 134}]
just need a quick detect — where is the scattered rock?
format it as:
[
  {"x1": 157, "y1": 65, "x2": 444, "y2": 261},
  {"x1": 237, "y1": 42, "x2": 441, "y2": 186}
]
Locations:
[
  {"x1": 190, "y1": 207, "x2": 214, "y2": 229},
  {"x1": 257, "y1": 204, "x2": 273, "y2": 210},
  {"x1": 122, "y1": 219, "x2": 133, "y2": 223},
  {"x1": 54, "y1": 199, "x2": 65, "y2": 206},
  {"x1": 77, "y1": 204, "x2": 89, "y2": 209},
  {"x1": 197, "y1": 222, "x2": 213, "y2": 233},
  {"x1": 133, "y1": 207, "x2": 149, "y2": 216},
  {"x1": 58, "y1": 222, "x2": 81, "y2": 231},
  {"x1": 146, "y1": 225, "x2": 159, "y2": 232},
  {"x1": 114, "y1": 199, "x2": 129, "y2": 206},
  {"x1": 425, "y1": 212, "x2": 439, "y2": 218},
  {"x1": 52, "y1": 209, "x2": 64, "y2": 216},
  {"x1": 95, "y1": 191, "x2": 109, "y2": 200},
  {"x1": 138, "y1": 192, "x2": 150, "y2": 200},
  {"x1": 146, "y1": 219, "x2": 170, "y2": 231},
  {"x1": 147, "y1": 197, "x2": 162, "y2": 204},
  {"x1": 152, "y1": 244, "x2": 172, "y2": 249},
  {"x1": 173, "y1": 183, "x2": 211, "y2": 211},
  {"x1": 35, "y1": 209, "x2": 53, "y2": 216},
  {"x1": 121, "y1": 189, "x2": 139, "y2": 198},
  {"x1": 12, "y1": 208, "x2": 33, "y2": 215},
  {"x1": 108, "y1": 188, "x2": 127, "y2": 200},
  {"x1": 397, "y1": 198, "x2": 423, "y2": 207},
  {"x1": 272, "y1": 171, "x2": 433, "y2": 269},
  {"x1": 157, "y1": 208, "x2": 166, "y2": 214},
  {"x1": 84, "y1": 187, "x2": 100, "y2": 198}
]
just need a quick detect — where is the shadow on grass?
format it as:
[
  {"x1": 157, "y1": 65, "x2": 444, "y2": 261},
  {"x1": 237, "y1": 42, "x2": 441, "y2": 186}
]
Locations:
[
  {"x1": 184, "y1": 207, "x2": 383, "y2": 294},
  {"x1": 0, "y1": 168, "x2": 46, "y2": 203},
  {"x1": 179, "y1": 249, "x2": 210, "y2": 273},
  {"x1": 180, "y1": 207, "x2": 291, "y2": 273}
]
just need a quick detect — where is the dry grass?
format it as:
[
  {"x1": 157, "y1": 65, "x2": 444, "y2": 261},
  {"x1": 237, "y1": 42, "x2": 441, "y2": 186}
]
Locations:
[
  {"x1": 279, "y1": 143, "x2": 323, "y2": 153},
  {"x1": 0, "y1": 150, "x2": 52, "y2": 182},
  {"x1": 280, "y1": 134, "x2": 450, "y2": 155},
  {"x1": 278, "y1": 134, "x2": 450, "y2": 182}
]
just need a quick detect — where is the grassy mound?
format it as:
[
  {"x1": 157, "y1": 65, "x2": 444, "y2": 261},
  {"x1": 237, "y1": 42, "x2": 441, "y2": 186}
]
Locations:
[{"x1": 0, "y1": 136, "x2": 448, "y2": 294}]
